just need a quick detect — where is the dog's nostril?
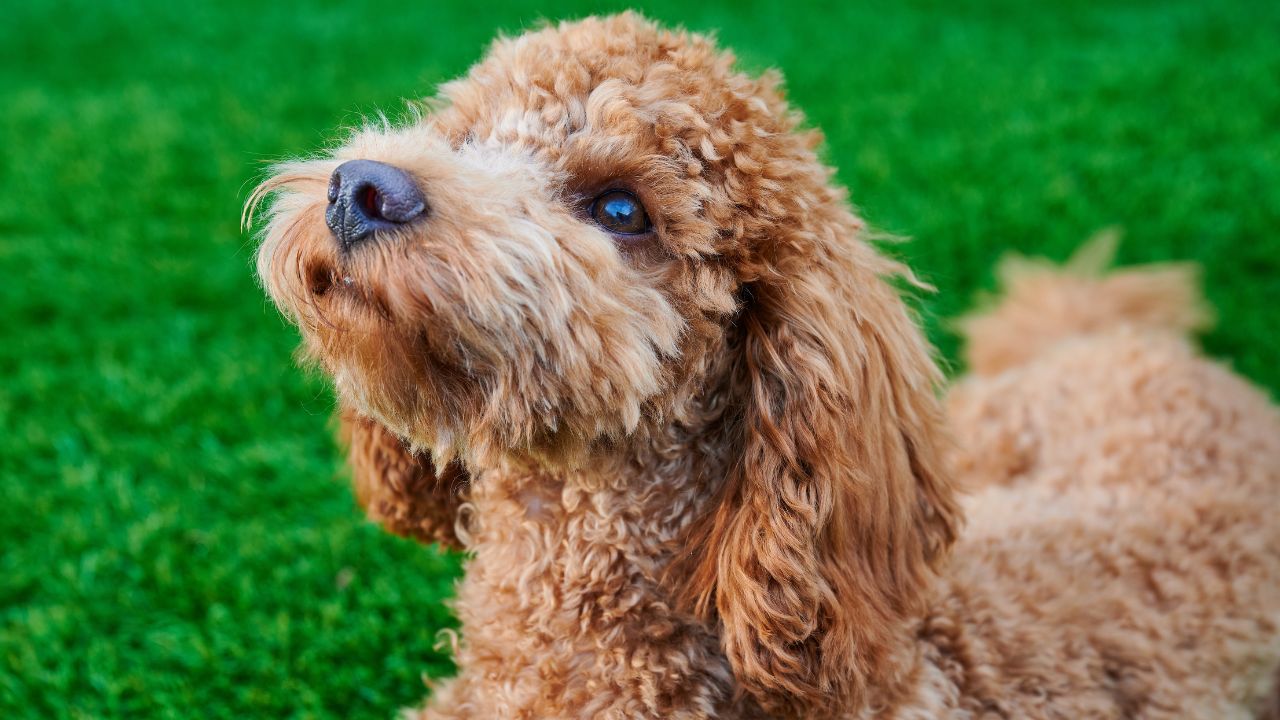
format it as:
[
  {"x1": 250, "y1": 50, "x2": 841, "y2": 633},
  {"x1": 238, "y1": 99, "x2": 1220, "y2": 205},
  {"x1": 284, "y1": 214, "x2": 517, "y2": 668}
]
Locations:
[
  {"x1": 325, "y1": 159, "x2": 428, "y2": 249},
  {"x1": 358, "y1": 185, "x2": 383, "y2": 220}
]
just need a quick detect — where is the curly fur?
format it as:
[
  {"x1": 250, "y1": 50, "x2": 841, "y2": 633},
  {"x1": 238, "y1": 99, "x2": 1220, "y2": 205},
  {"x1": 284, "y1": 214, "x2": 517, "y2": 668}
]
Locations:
[{"x1": 249, "y1": 13, "x2": 1280, "y2": 718}]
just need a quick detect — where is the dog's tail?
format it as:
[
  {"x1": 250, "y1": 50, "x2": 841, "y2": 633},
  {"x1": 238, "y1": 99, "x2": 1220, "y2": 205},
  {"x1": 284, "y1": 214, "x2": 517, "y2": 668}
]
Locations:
[{"x1": 955, "y1": 228, "x2": 1213, "y2": 376}]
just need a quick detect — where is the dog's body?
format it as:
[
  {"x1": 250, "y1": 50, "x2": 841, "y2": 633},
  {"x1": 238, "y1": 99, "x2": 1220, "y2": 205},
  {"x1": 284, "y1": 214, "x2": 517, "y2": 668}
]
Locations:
[
  {"x1": 412, "y1": 259, "x2": 1280, "y2": 720},
  {"x1": 940, "y1": 261, "x2": 1280, "y2": 719},
  {"x1": 251, "y1": 14, "x2": 1280, "y2": 719}
]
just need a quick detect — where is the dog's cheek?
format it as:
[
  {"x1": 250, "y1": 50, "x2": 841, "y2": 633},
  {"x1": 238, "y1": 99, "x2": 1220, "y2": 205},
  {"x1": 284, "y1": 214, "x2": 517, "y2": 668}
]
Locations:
[
  {"x1": 559, "y1": 281, "x2": 685, "y2": 441},
  {"x1": 480, "y1": 229, "x2": 682, "y2": 445}
]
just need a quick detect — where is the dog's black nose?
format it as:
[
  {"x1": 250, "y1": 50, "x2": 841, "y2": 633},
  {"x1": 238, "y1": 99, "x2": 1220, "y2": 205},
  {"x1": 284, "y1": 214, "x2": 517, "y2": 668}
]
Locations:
[{"x1": 325, "y1": 159, "x2": 427, "y2": 249}]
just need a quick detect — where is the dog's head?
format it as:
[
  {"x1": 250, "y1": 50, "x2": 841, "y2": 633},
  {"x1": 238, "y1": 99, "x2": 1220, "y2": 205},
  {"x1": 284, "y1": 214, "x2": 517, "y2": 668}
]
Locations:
[{"x1": 251, "y1": 13, "x2": 958, "y2": 717}]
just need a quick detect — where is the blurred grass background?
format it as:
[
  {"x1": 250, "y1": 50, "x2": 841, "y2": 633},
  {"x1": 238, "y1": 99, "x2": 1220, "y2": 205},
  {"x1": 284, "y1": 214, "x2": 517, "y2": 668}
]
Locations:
[{"x1": 2, "y1": 0, "x2": 1277, "y2": 717}]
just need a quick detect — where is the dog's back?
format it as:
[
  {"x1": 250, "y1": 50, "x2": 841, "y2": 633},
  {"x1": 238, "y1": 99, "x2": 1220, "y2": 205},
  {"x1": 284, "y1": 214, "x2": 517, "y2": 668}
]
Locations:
[{"x1": 938, "y1": 239, "x2": 1280, "y2": 716}]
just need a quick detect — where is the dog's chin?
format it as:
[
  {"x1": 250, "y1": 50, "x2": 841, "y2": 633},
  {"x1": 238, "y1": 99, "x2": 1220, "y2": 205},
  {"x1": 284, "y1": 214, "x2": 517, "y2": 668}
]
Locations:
[
  {"x1": 282, "y1": 286, "x2": 588, "y2": 468},
  {"x1": 323, "y1": 334, "x2": 645, "y2": 471},
  {"x1": 333, "y1": 364, "x2": 608, "y2": 471},
  {"x1": 319, "y1": 337, "x2": 479, "y2": 464},
  {"x1": 258, "y1": 248, "x2": 456, "y2": 453}
]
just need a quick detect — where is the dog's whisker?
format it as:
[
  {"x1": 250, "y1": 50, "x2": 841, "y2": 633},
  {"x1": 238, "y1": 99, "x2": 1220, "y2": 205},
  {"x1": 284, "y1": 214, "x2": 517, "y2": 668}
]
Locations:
[{"x1": 242, "y1": 162, "x2": 337, "y2": 232}]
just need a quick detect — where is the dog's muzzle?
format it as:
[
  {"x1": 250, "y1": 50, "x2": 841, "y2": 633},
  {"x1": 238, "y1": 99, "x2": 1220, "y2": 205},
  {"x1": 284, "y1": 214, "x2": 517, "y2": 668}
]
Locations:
[{"x1": 325, "y1": 159, "x2": 428, "y2": 250}]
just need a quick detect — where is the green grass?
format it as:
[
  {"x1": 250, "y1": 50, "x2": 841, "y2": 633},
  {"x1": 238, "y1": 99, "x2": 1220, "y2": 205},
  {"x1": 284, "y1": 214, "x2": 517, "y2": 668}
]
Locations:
[{"x1": 2, "y1": 0, "x2": 1277, "y2": 717}]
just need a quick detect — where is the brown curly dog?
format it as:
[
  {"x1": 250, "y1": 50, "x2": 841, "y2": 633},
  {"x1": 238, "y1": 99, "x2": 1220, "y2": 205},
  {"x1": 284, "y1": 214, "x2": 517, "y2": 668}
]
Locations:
[{"x1": 249, "y1": 13, "x2": 1280, "y2": 719}]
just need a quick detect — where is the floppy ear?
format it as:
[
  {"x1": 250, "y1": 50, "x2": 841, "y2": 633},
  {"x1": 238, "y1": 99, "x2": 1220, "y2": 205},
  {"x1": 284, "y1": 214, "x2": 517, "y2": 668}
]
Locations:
[
  {"x1": 339, "y1": 406, "x2": 469, "y2": 548},
  {"x1": 680, "y1": 203, "x2": 961, "y2": 718}
]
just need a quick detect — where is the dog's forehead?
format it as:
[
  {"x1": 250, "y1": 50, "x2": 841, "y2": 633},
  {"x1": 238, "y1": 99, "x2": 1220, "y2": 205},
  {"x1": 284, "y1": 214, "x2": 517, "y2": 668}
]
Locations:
[
  {"x1": 408, "y1": 14, "x2": 809, "y2": 265},
  {"x1": 432, "y1": 15, "x2": 752, "y2": 153}
]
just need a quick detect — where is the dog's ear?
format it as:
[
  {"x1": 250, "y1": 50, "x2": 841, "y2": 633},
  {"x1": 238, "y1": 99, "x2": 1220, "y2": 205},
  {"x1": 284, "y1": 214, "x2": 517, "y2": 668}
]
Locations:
[
  {"x1": 679, "y1": 202, "x2": 961, "y2": 717},
  {"x1": 339, "y1": 406, "x2": 469, "y2": 548}
]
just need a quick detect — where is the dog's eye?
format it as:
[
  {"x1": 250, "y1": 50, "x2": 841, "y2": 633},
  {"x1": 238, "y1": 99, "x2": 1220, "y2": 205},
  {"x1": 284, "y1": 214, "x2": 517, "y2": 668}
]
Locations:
[{"x1": 590, "y1": 190, "x2": 650, "y2": 235}]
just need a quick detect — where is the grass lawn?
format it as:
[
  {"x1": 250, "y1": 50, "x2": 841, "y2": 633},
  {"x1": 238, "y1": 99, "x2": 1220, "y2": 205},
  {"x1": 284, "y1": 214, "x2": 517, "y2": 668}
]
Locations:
[{"x1": 2, "y1": 0, "x2": 1277, "y2": 717}]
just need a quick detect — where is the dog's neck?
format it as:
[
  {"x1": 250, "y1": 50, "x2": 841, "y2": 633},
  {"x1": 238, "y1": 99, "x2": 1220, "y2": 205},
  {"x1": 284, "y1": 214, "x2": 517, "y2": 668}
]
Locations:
[
  {"x1": 436, "y1": 439, "x2": 932, "y2": 718},
  {"x1": 434, "y1": 439, "x2": 752, "y2": 717},
  {"x1": 461, "y1": 437, "x2": 720, "y2": 586}
]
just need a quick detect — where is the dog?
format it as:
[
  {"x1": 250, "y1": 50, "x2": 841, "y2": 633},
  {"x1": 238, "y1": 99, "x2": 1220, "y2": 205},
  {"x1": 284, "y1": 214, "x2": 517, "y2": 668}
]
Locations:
[{"x1": 249, "y1": 13, "x2": 1280, "y2": 719}]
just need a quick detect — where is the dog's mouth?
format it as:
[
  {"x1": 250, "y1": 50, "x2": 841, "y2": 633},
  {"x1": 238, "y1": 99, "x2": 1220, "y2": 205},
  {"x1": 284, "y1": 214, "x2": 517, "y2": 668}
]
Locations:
[
  {"x1": 299, "y1": 259, "x2": 401, "y2": 325},
  {"x1": 307, "y1": 264, "x2": 354, "y2": 298}
]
